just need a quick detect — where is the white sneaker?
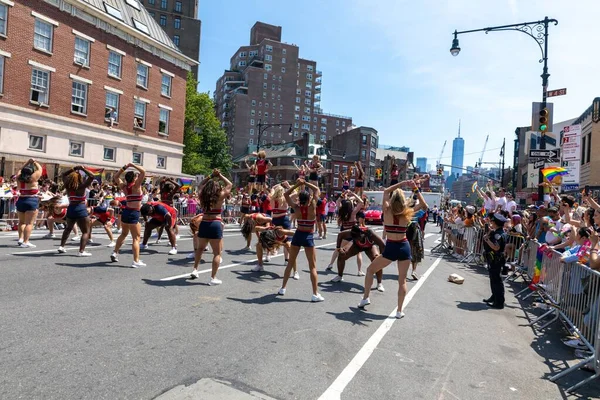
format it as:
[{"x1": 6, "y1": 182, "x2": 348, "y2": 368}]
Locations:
[
  {"x1": 71, "y1": 236, "x2": 81, "y2": 241},
  {"x1": 277, "y1": 287, "x2": 286, "y2": 296},
  {"x1": 44, "y1": 233, "x2": 55, "y2": 239},
  {"x1": 155, "y1": 239, "x2": 162, "y2": 245},
  {"x1": 377, "y1": 283, "x2": 385, "y2": 292},
  {"x1": 265, "y1": 254, "x2": 271, "y2": 263},
  {"x1": 358, "y1": 298, "x2": 371, "y2": 309},
  {"x1": 186, "y1": 252, "x2": 195, "y2": 259},
  {"x1": 331, "y1": 275, "x2": 344, "y2": 283},
  {"x1": 176, "y1": 234, "x2": 181, "y2": 240},
  {"x1": 131, "y1": 260, "x2": 146, "y2": 268},
  {"x1": 326, "y1": 264, "x2": 333, "y2": 271},
  {"x1": 88, "y1": 238, "x2": 94, "y2": 244},
  {"x1": 311, "y1": 293, "x2": 325, "y2": 302},
  {"x1": 107, "y1": 241, "x2": 116, "y2": 248},
  {"x1": 357, "y1": 270, "x2": 366, "y2": 277},
  {"x1": 151, "y1": 232, "x2": 158, "y2": 238},
  {"x1": 78, "y1": 251, "x2": 92, "y2": 257},
  {"x1": 243, "y1": 246, "x2": 251, "y2": 251},
  {"x1": 20, "y1": 242, "x2": 36, "y2": 248},
  {"x1": 563, "y1": 339, "x2": 587, "y2": 350},
  {"x1": 57, "y1": 246, "x2": 66, "y2": 254},
  {"x1": 17, "y1": 239, "x2": 23, "y2": 245},
  {"x1": 190, "y1": 269, "x2": 199, "y2": 279},
  {"x1": 117, "y1": 229, "x2": 122, "y2": 234},
  {"x1": 252, "y1": 264, "x2": 264, "y2": 272},
  {"x1": 139, "y1": 244, "x2": 148, "y2": 250},
  {"x1": 110, "y1": 252, "x2": 118, "y2": 262},
  {"x1": 293, "y1": 271, "x2": 300, "y2": 280},
  {"x1": 208, "y1": 277, "x2": 222, "y2": 286},
  {"x1": 168, "y1": 248, "x2": 178, "y2": 255},
  {"x1": 396, "y1": 311, "x2": 405, "y2": 319}
]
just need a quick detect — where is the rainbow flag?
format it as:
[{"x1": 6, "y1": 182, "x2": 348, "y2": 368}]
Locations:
[
  {"x1": 481, "y1": 207, "x2": 487, "y2": 217},
  {"x1": 472, "y1": 182, "x2": 478, "y2": 193},
  {"x1": 541, "y1": 167, "x2": 568, "y2": 182},
  {"x1": 529, "y1": 244, "x2": 546, "y2": 290},
  {"x1": 86, "y1": 167, "x2": 105, "y2": 183},
  {"x1": 178, "y1": 178, "x2": 194, "y2": 193}
]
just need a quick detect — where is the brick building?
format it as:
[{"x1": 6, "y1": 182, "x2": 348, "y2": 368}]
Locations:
[
  {"x1": 331, "y1": 126, "x2": 378, "y2": 189},
  {"x1": 140, "y1": 0, "x2": 201, "y2": 79},
  {"x1": 0, "y1": 0, "x2": 196, "y2": 179},
  {"x1": 214, "y1": 21, "x2": 352, "y2": 158}
]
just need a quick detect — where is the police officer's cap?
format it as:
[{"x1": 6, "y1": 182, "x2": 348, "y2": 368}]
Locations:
[{"x1": 492, "y1": 213, "x2": 507, "y2": 224}]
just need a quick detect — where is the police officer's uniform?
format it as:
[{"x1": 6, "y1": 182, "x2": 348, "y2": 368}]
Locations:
[{"x1": 483, "y1": 213, "x2": 508, "y2": 309}]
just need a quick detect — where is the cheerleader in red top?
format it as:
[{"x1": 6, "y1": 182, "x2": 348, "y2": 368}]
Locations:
[
  {"x1": 140, "y1": 201, "x2": 178, "y2": 255},
  {"x1": 354, "y1": 161, "x2": 365, "y2": 196},
  {"x1": 253, "y1": 150, "x2": 272, "y2": 192},
  {"x1": 159, "y1": 177, "x2": 181, "y2": 239},
  {"x1": 240, "y1": 212, "x2": 272, "y2": 250},
  {"x1": 278, "y1": 178, "x2": 324, "y2": 302},
  {"x1": 307, "y1": 155, "x2": 322, "y2": 187},
  {"x1": 252, "y1": 225, "x2": 296, "y2": 273},
  {"x1": 88, "y1": 206, "x2": 115, "y2": 247},
  {"x1": 390, "y1": 163, "x2": 400, "y2": 185},
  {"x1": 15, "y1": 159, "x2": 43, "y2": 248}
]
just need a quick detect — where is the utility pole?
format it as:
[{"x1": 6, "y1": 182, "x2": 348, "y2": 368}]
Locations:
[{"x1": 501, "y1": 138, "x2": 505, "y2": 187}]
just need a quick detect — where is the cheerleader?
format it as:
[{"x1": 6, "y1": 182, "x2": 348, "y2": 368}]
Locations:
[
  {"x1": 241, "y1": 212, "x2": 273, "y2": 251},
  {"x1": 307, "y1": 155, "x2": 322, "y2": 187},
  {"x1": 253, "y1": 151, "x2": 272, "y2": 192},
  {"x1": 354, "y1": 162, "x2": 365, "y2": 196},
  {"x1": 252, "y1": 226, "x2": 297, "y2": 277},
  {"x1": 245, "y1": 157, "x2": 257, "y2": 192},
  {"x1": 190, "y1": 169, "x2": 232, "y2": 285},
  {"x1": 16, "y1": 159, "x2": 43, "y2": 248},
  {"x1": 140, "y1": 201, "x2": 178, "y2": 255}
]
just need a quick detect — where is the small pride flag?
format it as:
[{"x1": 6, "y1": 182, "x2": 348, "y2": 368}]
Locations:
[
  {"x1": 540, "y1": 167, "x2": 568, "y2": 182},
  {"x1": 85, "y1": 167, "x2": 105, "y2": 183},
  {"x1": 178, "y1": 178, "x2": 194, "y2": 193},
  {"x1": 471, "y1": 182, "x2": 478, "y2": 193}
]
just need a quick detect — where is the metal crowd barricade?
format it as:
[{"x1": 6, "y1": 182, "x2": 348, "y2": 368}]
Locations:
[{"x1": 525, "y1": 246, "x2": 564, "y2": 329}]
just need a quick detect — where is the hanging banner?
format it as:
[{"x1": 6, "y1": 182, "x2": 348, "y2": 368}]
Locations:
[{"x1": 561, "y1": 124, "x2": 582, "y2": 162}]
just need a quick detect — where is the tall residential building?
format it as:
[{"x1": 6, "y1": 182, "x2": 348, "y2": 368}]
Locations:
[
  {"x1": 416, "y1": 157, "x2": 427, "y2": 173},
  {"x1": 141, "y1": 0, "x2": 201, "y2": 79},
  {"x1": 451, "y1": 121, "x2": 465, "y2": 178},
  {"x1": 214, "y1": 22, "x2": 352, "y2": 157},
  {"x1": 0, "y1": 0, "x2": 196, "y2": 177}
]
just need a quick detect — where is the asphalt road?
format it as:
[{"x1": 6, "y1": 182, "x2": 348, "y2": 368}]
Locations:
[{"x1": 0, "y1": 222, "x2": 598, "y2": 400}]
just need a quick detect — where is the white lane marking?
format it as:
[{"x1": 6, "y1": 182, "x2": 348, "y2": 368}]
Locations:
[
  {"x1": 423, "y1": 233, "x2": 435, "y2": 239},
  {"x1": 160, "y1": 241, "x2": 338, "y2": 281},
  {"x1": 318, "y1": 257, "x2": 443, "y2": 400}
]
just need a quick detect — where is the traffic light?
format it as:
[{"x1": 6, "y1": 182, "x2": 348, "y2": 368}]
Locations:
[
  {"x1": 375, "y1": 168, "x2": 382, "y2": 180},
  {"x1": 437, "y1": 165, "x2": 443, "y2": 176},
  {"x1": 539, "y1": 108, "x2": 550, "y2": 135}
]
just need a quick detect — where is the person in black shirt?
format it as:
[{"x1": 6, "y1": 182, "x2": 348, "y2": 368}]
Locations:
[{"x1": 483, "y1": 213, "x2": 508, "y2": 309}]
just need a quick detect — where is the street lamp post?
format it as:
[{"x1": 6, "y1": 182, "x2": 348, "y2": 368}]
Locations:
[
  {"x1": 450, "y1": 16, "x2": 558, "y2": 203},
  {"x1": 256, "y1": 119, "x2": 293, "y2": 153}
]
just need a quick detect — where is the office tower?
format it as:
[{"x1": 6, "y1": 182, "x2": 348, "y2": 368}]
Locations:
[{"x1": 451, "y1": 120, "x2": 465, "y2": 178}]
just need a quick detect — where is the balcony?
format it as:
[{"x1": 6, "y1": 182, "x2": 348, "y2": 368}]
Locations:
[
  {"x1": 315, "y1": 85, "x2": 321, "y2": 92},
  {"x1": 248, "y1": 55, "x2": 265, "y2": 68},
  {"x1": 316, "y1": 77, "x2": 322, "y2": 84},
  {"x1": 316, "y1": 70, "x2": 322, "y2": 77},
  {"x1": 315, "y1": 94, "x2": 321, "y2": 101}
]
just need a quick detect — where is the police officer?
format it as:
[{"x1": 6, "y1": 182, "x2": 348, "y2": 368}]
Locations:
[{"x1": 483, "y1": 213, "x2": 508, "y2": 309}]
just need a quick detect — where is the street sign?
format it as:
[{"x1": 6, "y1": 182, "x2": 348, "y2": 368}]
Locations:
[
  {"x1": 561, "y1": 124, "x2": 582, "y2": 162},
  {"x1": 547, "y1": 88, "x2": 567, "y2": 97},
  {"x1": 529, "y1": 149, "x2": 559, "y2": 158},
  {"x1": 533, "y1": 160, "x2": 545, "y2": 169},
  {"x1": 562, "y1": 184, "x2": 579, "y2": 192}
]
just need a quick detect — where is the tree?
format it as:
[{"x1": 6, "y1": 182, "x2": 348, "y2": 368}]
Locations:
[{"x1": 182, "y1": 73, "x2": 231, "y2": 175}]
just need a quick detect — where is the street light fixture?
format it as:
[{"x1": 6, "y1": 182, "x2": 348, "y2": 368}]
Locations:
[
  {"x1": 450, "y1": 31, "x2": 460, "y2": 56},
  {"x1": 256, "y1": 119, "x2": 294, "y2": 153}
]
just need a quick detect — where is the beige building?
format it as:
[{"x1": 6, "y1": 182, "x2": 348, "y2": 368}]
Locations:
[{"x1": 574, "y1": 97, "x2": 600, "y2": 193}]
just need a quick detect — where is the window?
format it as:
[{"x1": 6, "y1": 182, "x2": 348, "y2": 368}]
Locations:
[
  {"x1": 69, "y1": 141, "x2": 84, "y2": 157},
  {"x1": 134, "y1": 100, "x2": 146, "y2": 129},
  {"x1": 174, "y1": 17, "x2": 181, "y2": 29},
  {"x1": 362, "y1": 135, "x2": 367, "y2": 145},
  {"x1": 0, "y1": 4, "x2": 7, "y2": 36},
  {"x1": 320, "y1": 126, "x2": 327, "y2": 133},
  {"x1": 103, "y1": 146, "x2": 116, "y2": 161},
  {"x1": 105, "y1": 91, "x2": 119, "y2": 121},
  {"x1": 294, "y1": 114, "x2": 300, "y2": 120},
  {"x1": 307, "y1": 73, "x2": 313, "y2": 80},
  {"x1": 251, "y1": 109, "x2": 255, "y2": 116},
  {"x1": 71, "y1": 81, "x2": 88, "y2": 114},
  {"x1": 264, "y1": 112, "x2": 269, "y2": 119},
  {"x1": 361, "y1": 150, "x2": 366, "y2": 158},
  {"x1": 74, "y1": 37, "x2": 90, "y2": 66},
  {"x1": 334, "y1": 165, "x2": 339, "y2": 174},
  {"x1": 313, "y1": 125, "x2": 317, "y2": 131},
  {"x1": 239, "y1": 51, "x2": 247, "y2": 58},
  {"x1": 159, "y1": 108, "x2": 169, "y2": 135},
  {"x1": 252, "y1": 100, "x2": 256, "y2": 106},
  {"x1": 132, "y1": 19, "x2": 150, "y2": 34},
  {"x1": 265, "y1": 64, "x2": 272, "y2": 71},
  {"x1": 295, "y1": 105, "x2": 300, "y2": 112},
  {"x1": 295, "y1": 97, "x2": 300, "y2": 103},
  {"x1": 250, "y1": 128, "x2": 254, "y2": 135},
  {"x1": 342, "y1": 121, "x2": 346, "y2": 127},
  {"x1": 250, "y1": 119, "x2": 254, "y2": 125},
  {"x1": 370, "y1": 150, "x2": 376, "y2": 160},
  {"x1": 302, "y1": 115, "x2": 310, "y2": 121},
  {"x1": 265, "y1": 45, "x2": 273, "y2": 52},
  {"x1": 174, "y1": 1, "x2": 182, "y2": 11},
  {"x1": 282, "y1": 57, "x2": 286, "y2": 64},
  {"x1": 272, "y1": 84, "x2": 275, "y2": 90},
  {"x1": 279, "y1": 114, "x2": 282, "y2": 119},
  {"x1": 249, "y1": 138, "x2": 254, "y2": 145},
  {"x1": 30, "y1": 69, "x2": 49, "y2": 104},
  {"x1": 313, "y1": 117, "x2": 317, "y2": 122},
  {"x1": 159, "y1": 15, "x2": 166, "y2": 26},
  {"x1": 28, "y1": 134, "x2": 45, "y2": 152},
  {"x1": 265, "y1": 54, "x2": 272, "y2": 61},
  {"x1": 282, "y1": 48, "x2": 286, "y2": 55},
  {"x1": 264, "y1": 73, "x2": 267, "y2": 80},
  {"x1": 302, "y1": 123, "x2": 310, "y2": 130},
  {"x1": 132, "y1": 152, "x2": 143, "y2": 165},
  {"x1": 108, "y1": 51, "x2": 122, "y2": 78},
  {"x1": 320, "y1": 134, "x2": 326, "y2": 142},
  {"x1": 307, "y1": 65, "x2": 314, "y2": 72},
  {"x1": 336, "y1": 120, "x2": 340, "y2": 126},
  {"x1": 265, "y1": 103, "x2": 269, "y2": 108},
  {"x1": 304, "y1": 99, "x2": 311, "y2": 105},
  {"x1": 34, "y1": 19, "x2": 53, "y2": 53},
  {"x1": 125, "y1": 0, "x2": 141, "y2": 10},
  {"x1": 160, "y1": 0, "x2": 167, "y2": 9},
  {"x1": 321, "y1": 118, "x2": 327, "y2": 124},
  {"x1": 173, "y1": 35, "x2": 180, "y2": 46},
  {"x1": 305, "y1": 90, "x2": 312, "y2": 97},
  {"x1": 263, "y1": 83, "x2": 267, "y2": 89},
  {"x1": 296, "y1": 89, "x2": 301, "y2": 95},
  {"x1": 136, "y1": 63, "x2": 148, "y2": 88},
  {"x1": 294, "y1": 122, "x2": 299, "y2": 128},
  {"x1": 104, "y1": 3, "x2": 123, "y2": 20},
  {"x1": 156, "y1": 156, "x2": 166, "y2": 169},
  {"x1": 148, "y1": 0, "x2": 155, "y2": 4},
  {"x1": 0, "y1": 56, "x2": 4, "y2": 94},
  {"x1": 249, "y1": 50, "x2": 258, "y2": 57},
  {"x1": 306, "y1": 82, "x2": 312, "y2": 89},
  {"x1": 333, "y1": 177, "x2": 339, "y2": 188},
  {"x1": 281, "y1": 67, "x2": 286, "y2": 73}
]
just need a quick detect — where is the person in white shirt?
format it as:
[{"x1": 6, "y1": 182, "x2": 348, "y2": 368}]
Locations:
[
  {"x1": 505, "y1": 193, "x2": 517, "y2": 215},
  {"x1": 494, "y1": 187, "x2": 507, "y2": 212}
]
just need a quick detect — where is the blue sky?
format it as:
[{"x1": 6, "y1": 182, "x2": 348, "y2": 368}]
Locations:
[{"x1": 197, "y1": 0, "x2": 600, "y2": 172}]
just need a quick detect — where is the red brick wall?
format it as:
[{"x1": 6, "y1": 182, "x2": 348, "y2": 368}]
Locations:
[{"x1": 0, "y1": 0, "x2": 188, "y2": 145}]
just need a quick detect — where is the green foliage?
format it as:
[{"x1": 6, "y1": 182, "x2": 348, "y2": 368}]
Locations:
[{"x1": 182, "y1": 73, "x2": 231, "y2": 175}]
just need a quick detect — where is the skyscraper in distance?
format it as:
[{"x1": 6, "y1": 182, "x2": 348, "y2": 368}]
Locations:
[
  {"x1": 451, "y1": 120, "x2": 465, "y2": 178},
  {"x1": 416, "y1": 157, "x2": 427, "y2": 173}
]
